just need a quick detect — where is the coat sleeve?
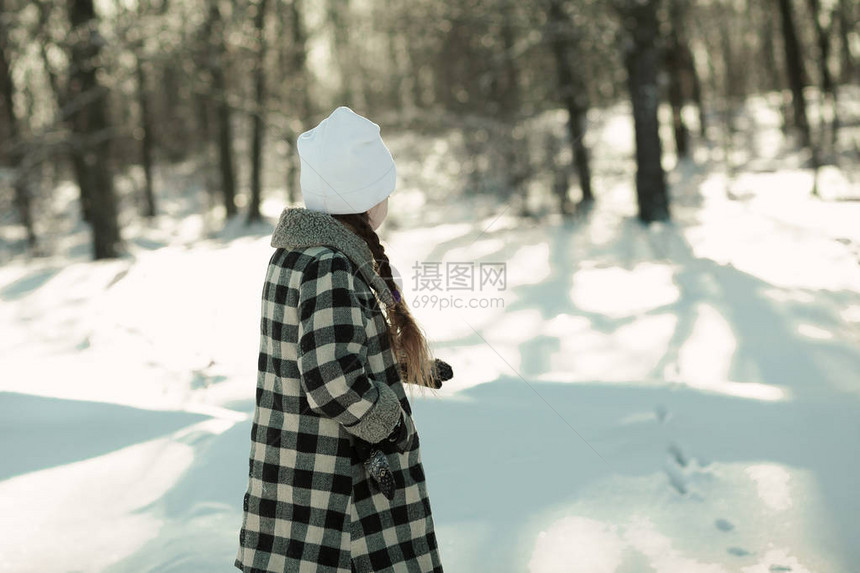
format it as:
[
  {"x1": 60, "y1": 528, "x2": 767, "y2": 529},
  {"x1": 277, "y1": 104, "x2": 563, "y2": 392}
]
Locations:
[{"x1": 296, "y1": 250, "x2": 403, "y2": 444}]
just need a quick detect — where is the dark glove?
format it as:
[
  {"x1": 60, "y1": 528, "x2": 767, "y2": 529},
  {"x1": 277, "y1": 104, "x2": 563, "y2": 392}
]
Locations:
[
  {"x1": 353, "y1": 437, "x2": 396, "y2": 499},
  {"x1": 430, "y1": 359, "x2": 454, "y2": 388},
  {"x1": 363, "y1": 448, "x2": 396, "y2": 500},
  {"x1": 385, "y1": 411, "x2": 415, "y2": 453},
  {"x1": 385, "y1": 413, "x2": 407, "y2": 448},
  {"x1": 353, "y1": 412, "x2": 414, "y2": 500},
  {"x1": 399, "y1": 358, "x2": 454, "y2": 389}
]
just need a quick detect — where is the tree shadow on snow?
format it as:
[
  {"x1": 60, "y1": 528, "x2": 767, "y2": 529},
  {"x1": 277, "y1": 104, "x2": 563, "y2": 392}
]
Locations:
[
  {"x1": 0, "y1": 392, "x2": 209, "y2": 482},
  {"x1": 0, "y1": 266, "x2": 62, "y2": 301}
]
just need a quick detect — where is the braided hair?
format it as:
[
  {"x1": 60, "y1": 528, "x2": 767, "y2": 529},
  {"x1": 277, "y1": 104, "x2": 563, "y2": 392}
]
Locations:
[{"x1": 331, "y1": 211, "x2": 436, "y2": 390}]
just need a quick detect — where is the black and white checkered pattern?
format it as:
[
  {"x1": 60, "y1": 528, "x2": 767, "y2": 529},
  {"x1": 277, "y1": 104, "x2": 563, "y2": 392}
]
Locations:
[{"x1": 235, "y1": 245, "x2": 443, "y2": 572}]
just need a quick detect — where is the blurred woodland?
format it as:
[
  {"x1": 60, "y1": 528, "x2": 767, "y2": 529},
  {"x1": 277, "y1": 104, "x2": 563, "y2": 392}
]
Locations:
[{"x1": 0, "y1": 0, "x2": 857, "y2": 259}]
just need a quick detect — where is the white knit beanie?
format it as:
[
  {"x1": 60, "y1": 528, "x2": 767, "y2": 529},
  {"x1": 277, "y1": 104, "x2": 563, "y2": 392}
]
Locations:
[{"x1": 297, "y1": 106, "x2": 397, "y2": 215}]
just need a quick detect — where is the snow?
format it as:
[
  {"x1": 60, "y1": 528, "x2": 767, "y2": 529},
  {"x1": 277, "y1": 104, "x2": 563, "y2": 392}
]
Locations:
[{"x1": 2, "y1": 95, "x2": 860, "y2": 572}]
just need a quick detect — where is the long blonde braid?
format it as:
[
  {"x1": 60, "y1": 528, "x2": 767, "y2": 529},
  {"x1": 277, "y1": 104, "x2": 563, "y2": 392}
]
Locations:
[{"x1": 331, "y1": 212, "x2": 436, "y2": 390}]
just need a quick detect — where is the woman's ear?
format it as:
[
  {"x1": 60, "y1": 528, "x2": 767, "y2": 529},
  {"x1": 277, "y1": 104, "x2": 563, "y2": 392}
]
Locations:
[{"x1": 367, "y1": 197, "x2": 389, "y2": 230}]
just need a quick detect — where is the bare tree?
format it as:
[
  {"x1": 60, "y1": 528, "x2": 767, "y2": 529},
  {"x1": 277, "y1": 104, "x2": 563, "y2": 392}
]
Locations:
[
  {"x1": 616, "y1": 0, "x2": 670, "y2": 223},
  {"x1": 0, "y1": 0, "x2": 37, "y2": 250},
  {"x1": 545, "y1": 0, "x2": 594, "y2": 210},
  {"x1": 157, "y1": 0, "x2": 190, "y2": 162},
  {"x1": 133, "y1": 0, "x2": 156, "y2": 218},
  {"x1": 247, "y1": 0, "x2": 268, "y2": 223},
  {"x1": 836, "y1": 0, "x2": 856, "y2": 84},
  {"x1": 806, "y1": 0, "x2": 839, "y2": 142},
  {"x1": 281, "y1": 0, "x2": 311, "y2": 205},
  {"x1": 202, "y1": 0, "x2": 237, "y2": 218},
  {"x1": 67, "y1": 0, "x2": 121, "y2": 258},
  {"x1": 495, "y1": 0, "x2": 532, "y2": 215},
  {"x1": 664, "y1": 0, "x2": 691, "y2": 158},
  {"x1": 776, "y1": 0, "x2": 811, "y2": 147},
  {"x1": 327, "y1": 0, "x2": 358, "y2": 107}
]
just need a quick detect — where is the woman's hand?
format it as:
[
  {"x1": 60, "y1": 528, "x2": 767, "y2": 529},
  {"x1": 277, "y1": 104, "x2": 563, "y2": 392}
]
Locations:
[
  {"x1": 362, "y1": 448, "x2": 397, "y2": 500},
  {"x1": 353, "y1": 412, "x2": 414, "y2": 500},
  {"x1": 430, "y1": 359, "x2": 453, "y2": 388},
  {"x1": 399, "y1": 358, "x2": 454, "y2": 389},
  {"x1": 385, "y1": 412, "x2": 415, "y2": 454}
]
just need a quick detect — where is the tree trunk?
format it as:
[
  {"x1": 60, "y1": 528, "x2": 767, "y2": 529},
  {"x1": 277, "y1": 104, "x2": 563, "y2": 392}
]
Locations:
[
  {"x1": 405, "y1": 33, "x2": 426, "y2": 108},
  {"x1": 546, "y1": 0, "x2": 593, "y2": 206},
  {"x1": 836, "y1": 0, "x2": 856, "y2": 84},
  {"x1": 157, "y1": 0, "x2": 186, "y2": 162},
  {"x1": 215, "y1": 73, "x2": 237, "y2": 218},
  {"x1": 67, "y1": 0, "x2": 121, "y2": 259},
  {"x1": 290, "y1": 0, "x2": 311, "y2": 117},
  {"x1": 39, "y1": 0, "x2": 92, "y2": 224},
  {"x1": 806, "y1": 0, "x2": 839, "y2": 141},
  {"x1": 486, "y1": 1, "x2": 533, "y2": 216},
  {"x1": 806, "y1": 0, "x2": 836, "y2": 100},
  {"x1": 762, "y1": 14, "x2": 781, "y2": 93},
  {"x1": 718, "y1": 11, "x2": 738, "y2": 168},
  {"x1": 0, "y1": 1, "x2": 37, "y2": 250},
  {"x1": 688, "y1": 46, "x2": 707, "y2": 139},
  {"x1": 619, "y1": 0, "x2": 670, "y2": 223},
  {"x1": 247, "y1": 0, "x2": 268, "y2": 224},
  {"x1": 136, "y1": 54, "x2": 156, "y2": 218},
  {"x1": 760, "y1": 7, "x2": 792, "y2": 133},
  {"x1": 207, "y1": 1, "x2": 237, "y2": 218},
  {"x1": 435, "y1": 16, "x2": 471, "y2": 112},
  {"x1": 387, "y1": 30, "x2": 404, "y2": 111},
  {"x1": 544, "y1": 132, "x2": 573, "y2": 216},
  {"x1": 665, "y1": 0, "x2": 690, "y2": 158},
  {"x1": 776, "y1": 0, "x2": 811, "y2": 147},
  {"x1": 285, "y1": 0, "x2": 310, "y2": 204},
  {"x1": 327, "y1": 0, "x2": 356, "y2": 106},
  {"x1": 285, "y1": 136, "x2": 300, "y2": 205},
  {"x1": 196, "y1": 91, "x2": 219, "y2": 208},
  {"x1": 35, "y1": 1, "x2": 64, "y2": 110}
]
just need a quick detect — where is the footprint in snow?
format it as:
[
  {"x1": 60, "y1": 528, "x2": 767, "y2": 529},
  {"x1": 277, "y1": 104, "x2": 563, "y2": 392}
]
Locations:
[
  {"x1": 668, "y1": 442, "x2": 688, "y2": 467},
  {"x1": 106, "y1": 268, "x2": 129, "y2": 288},
  {"x1": 664, "y1": 442, "x2": 700, "y2": 495},
  {"x1": 727, "y1": 547, "x2": 752, "y2": 556},
  {"x1": 715, "y1": 518, "x2": 734, "y2": 532},
  {"x1": 663, "y1": 460, "x2": 688, "y2": 495}
]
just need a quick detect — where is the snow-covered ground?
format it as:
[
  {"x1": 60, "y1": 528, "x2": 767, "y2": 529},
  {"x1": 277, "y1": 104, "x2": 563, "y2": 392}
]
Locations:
[{"x1": 1, "y1": 95, "x2": 859, "y2": 573}]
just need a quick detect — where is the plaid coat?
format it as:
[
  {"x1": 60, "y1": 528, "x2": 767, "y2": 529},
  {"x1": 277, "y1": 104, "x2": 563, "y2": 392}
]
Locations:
[{"x1": 235, "y1": 207, "x2": 443, "y2": 573}]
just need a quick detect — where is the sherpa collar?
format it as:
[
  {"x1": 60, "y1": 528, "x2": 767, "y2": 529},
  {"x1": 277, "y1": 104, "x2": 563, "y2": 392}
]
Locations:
[{"x1": 271, "y1": 207, "x2": 396, "y2": 307}]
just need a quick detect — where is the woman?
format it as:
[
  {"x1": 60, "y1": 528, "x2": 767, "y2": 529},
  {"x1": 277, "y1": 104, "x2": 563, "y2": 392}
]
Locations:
[{"x1": 235, "y1": 106, "x2": 452, "y2": 573}]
